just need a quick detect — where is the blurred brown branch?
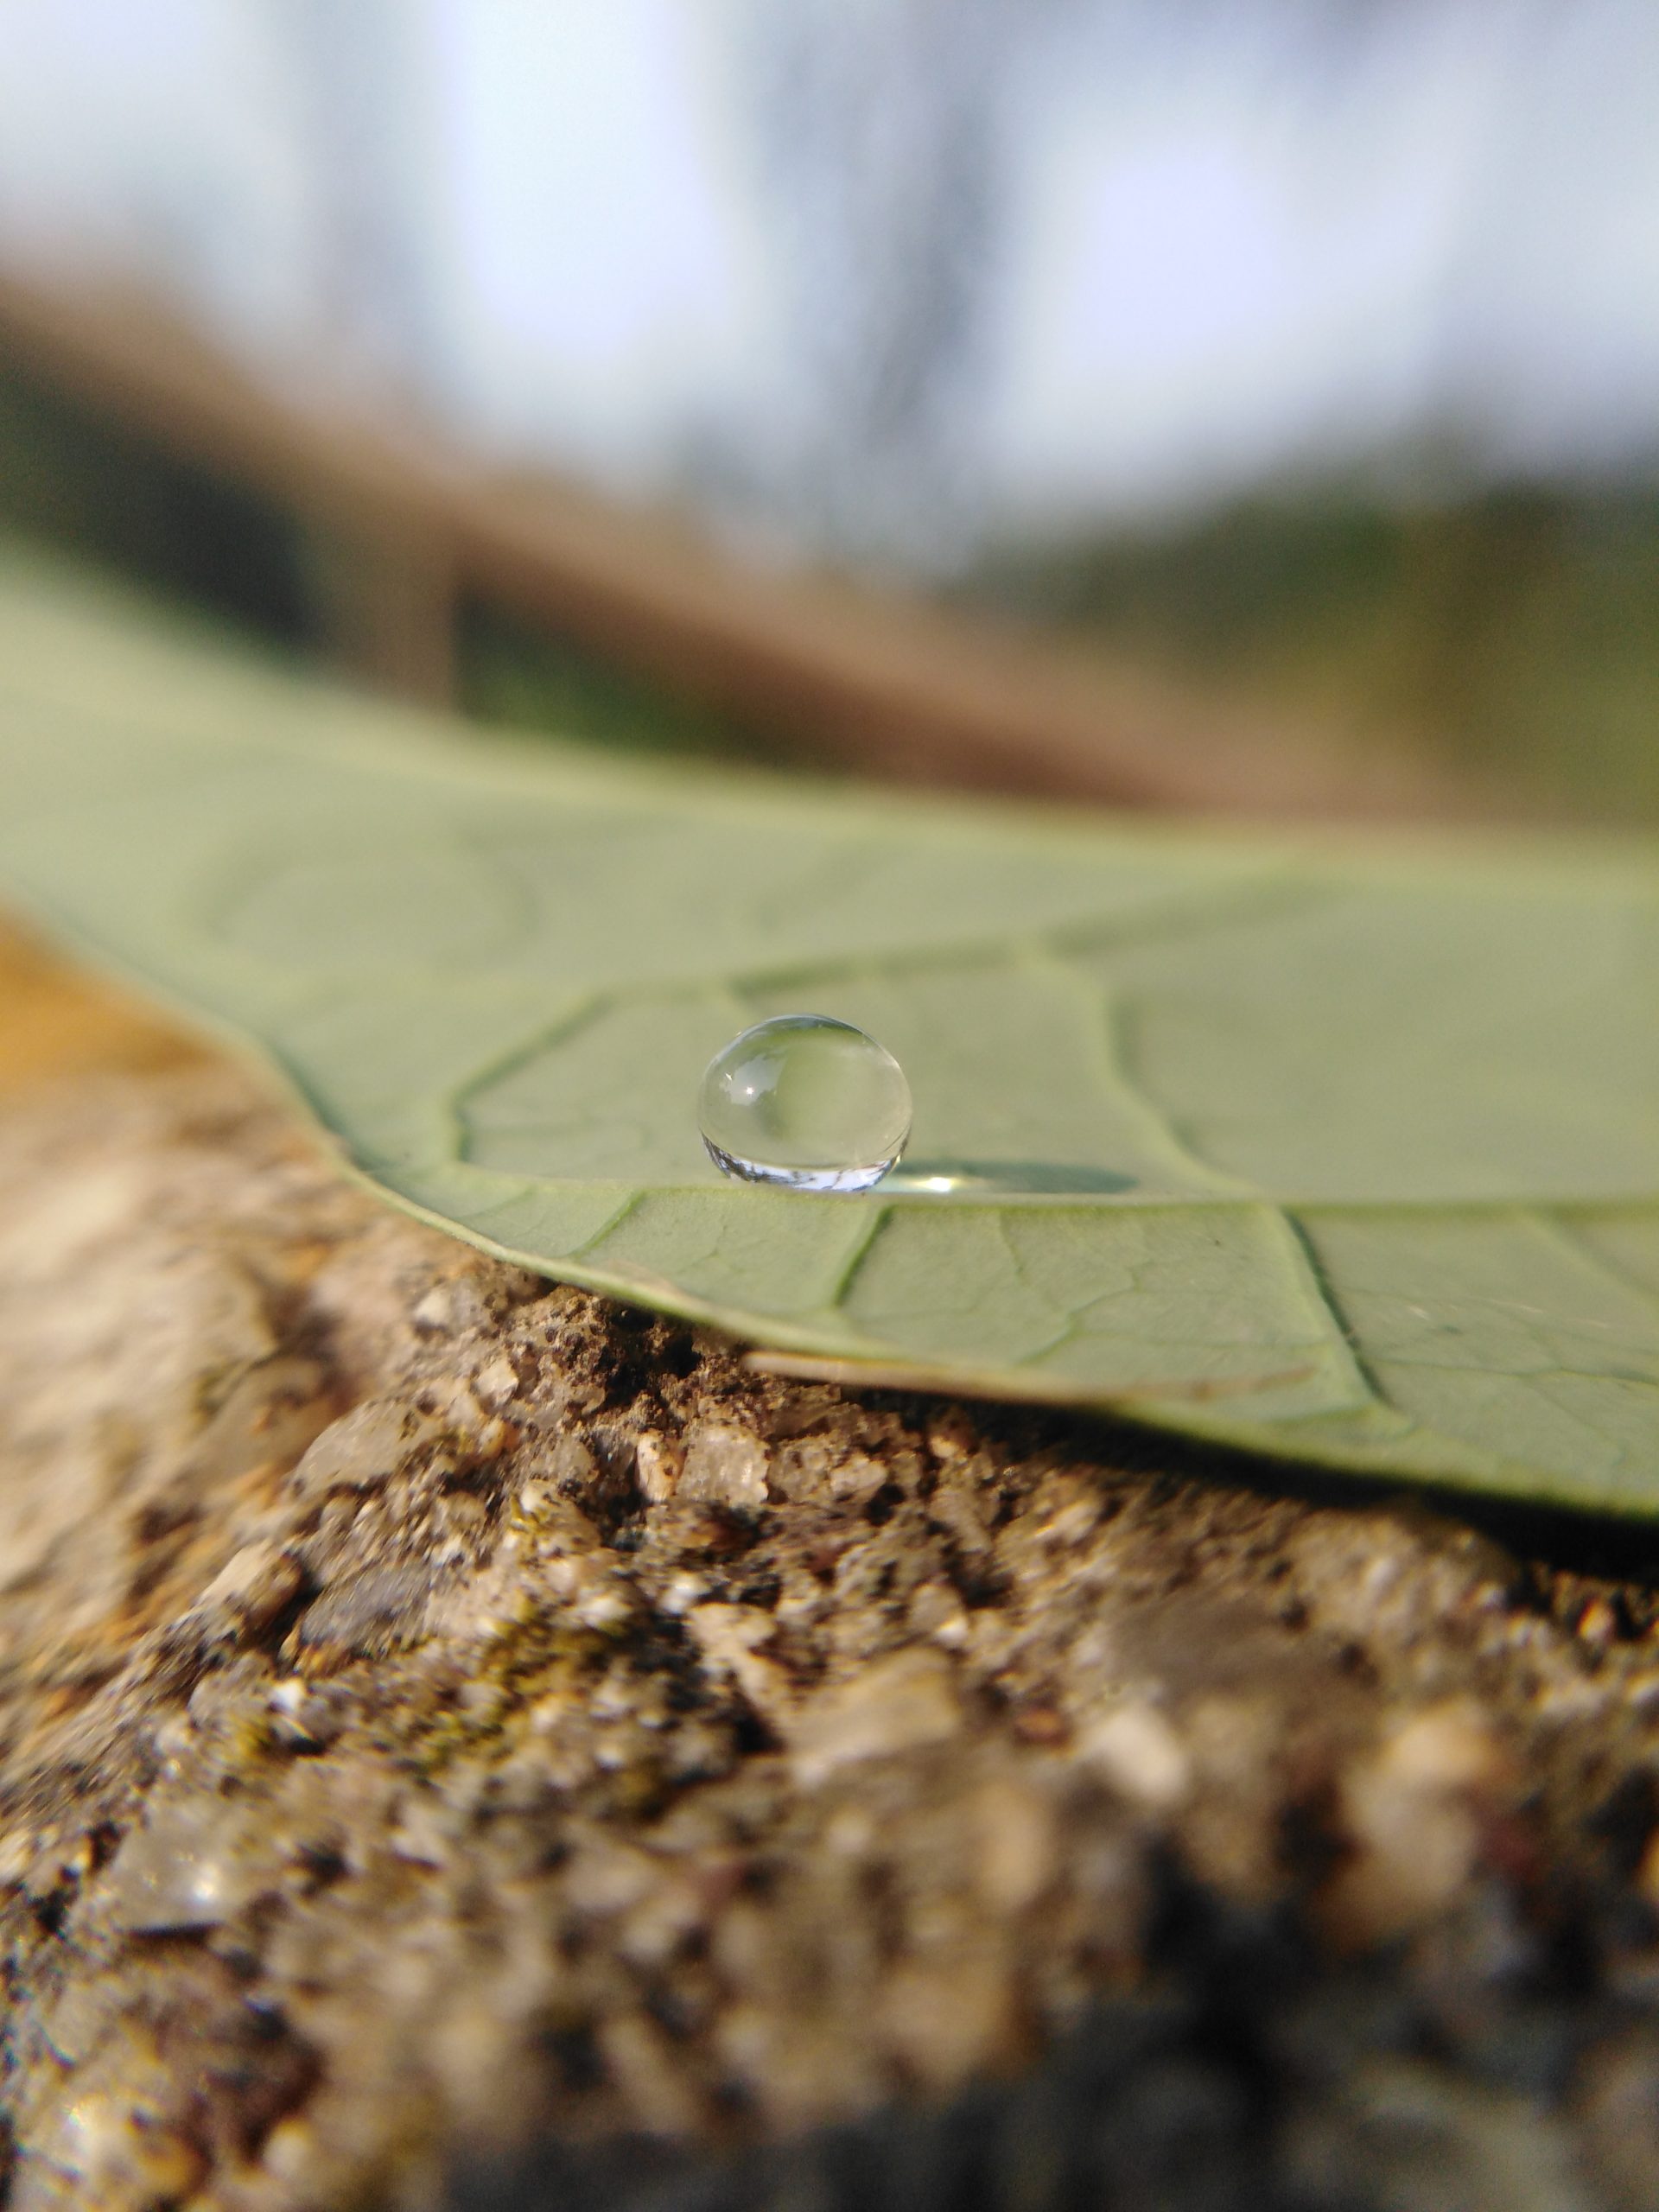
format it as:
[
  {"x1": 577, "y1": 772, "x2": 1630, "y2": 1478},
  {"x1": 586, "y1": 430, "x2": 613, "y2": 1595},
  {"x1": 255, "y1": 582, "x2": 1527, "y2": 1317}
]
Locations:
[{"x1": 0, "y1": 269, "x2": 1487, "y2": 821}]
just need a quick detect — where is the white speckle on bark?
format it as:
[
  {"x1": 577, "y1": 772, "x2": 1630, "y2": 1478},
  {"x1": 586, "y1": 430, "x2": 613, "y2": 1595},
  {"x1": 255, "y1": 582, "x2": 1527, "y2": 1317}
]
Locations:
[
  {"x1": 1077, "y1": 1701, "x2": 1192, "y2": 1812},
  {"x1": 472, "y1": 1351, "x2": 521, "y2": 1409},
  {"x1": 680, "y1": 1421, "x2": 768, "y2": 1510},
  {"x1": 289, "y1": 1398, "x2": 435, "y2": 1500},
  {"x1": 635, "y1": 1429, "x2": 684, "y2": 1503},
  {"x1": 790, "y1": 1649, "x2": 963, "y2": 1785},
  {"x1": 196, "y1": 1541, "x2": 303, "y2": 1633}
]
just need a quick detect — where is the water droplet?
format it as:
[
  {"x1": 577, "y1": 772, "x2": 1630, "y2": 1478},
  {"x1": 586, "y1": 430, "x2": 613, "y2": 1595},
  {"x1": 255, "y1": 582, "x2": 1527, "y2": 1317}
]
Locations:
[{"x1": 699, "y1": 1015, "x2": 912, "y2": 1193}]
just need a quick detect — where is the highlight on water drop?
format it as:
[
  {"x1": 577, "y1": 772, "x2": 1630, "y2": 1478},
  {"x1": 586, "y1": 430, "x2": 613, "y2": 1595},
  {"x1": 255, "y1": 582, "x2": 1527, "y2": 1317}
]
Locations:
[{"x1": 697, "y1": 1015, "x2": 912, "y2": 1194}]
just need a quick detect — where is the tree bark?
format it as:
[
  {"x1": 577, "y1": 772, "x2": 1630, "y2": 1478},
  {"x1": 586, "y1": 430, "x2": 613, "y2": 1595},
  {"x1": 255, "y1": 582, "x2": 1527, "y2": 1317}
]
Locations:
[{"x1": 2, "y1": 929, "x2": 1658, "y2": 2212}]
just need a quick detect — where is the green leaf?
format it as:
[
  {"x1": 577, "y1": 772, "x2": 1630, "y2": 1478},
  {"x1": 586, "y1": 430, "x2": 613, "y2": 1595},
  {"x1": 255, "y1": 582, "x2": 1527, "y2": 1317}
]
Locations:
[{"x1": 2, "y1": 546, "x2": 1657, "y2": 1512}]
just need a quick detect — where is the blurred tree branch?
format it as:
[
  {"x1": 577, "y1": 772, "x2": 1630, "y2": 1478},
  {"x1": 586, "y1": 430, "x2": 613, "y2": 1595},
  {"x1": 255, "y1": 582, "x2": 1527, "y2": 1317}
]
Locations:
[{"x1": 0, "y1": 267, "x2": 1490, "y2": 821}]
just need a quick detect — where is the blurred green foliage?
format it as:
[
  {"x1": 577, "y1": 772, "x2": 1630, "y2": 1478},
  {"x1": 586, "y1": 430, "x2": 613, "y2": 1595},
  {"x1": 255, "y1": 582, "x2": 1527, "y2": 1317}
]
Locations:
[
  {"x1": 0, "y1": 358, "x2": 308, "y2": 642},
  {"x1": 457, "y1": 599, "x2": 785, "y2": 767},
  {"x1": 970, "y1": 484, "x2": 1659, "y2": 823}
]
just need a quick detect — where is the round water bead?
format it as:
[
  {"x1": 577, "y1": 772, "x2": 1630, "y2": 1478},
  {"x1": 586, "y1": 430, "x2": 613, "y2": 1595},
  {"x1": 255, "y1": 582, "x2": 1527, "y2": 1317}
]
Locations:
[{"x1": 698, "y1": 1015, "x2": 912, "y2": 1193}]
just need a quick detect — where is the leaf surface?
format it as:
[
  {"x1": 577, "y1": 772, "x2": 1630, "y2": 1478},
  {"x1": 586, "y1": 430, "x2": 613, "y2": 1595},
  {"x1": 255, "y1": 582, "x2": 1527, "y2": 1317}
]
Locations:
[{"x1": 2, "y1": 550, "x2": 1657, "y2": 1510}]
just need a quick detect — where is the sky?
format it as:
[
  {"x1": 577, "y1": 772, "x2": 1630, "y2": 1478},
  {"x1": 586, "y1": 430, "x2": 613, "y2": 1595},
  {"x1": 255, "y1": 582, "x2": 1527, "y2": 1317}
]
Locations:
[{"x1": 0, "y1": 0, "x2": 1655, "y2": 563}]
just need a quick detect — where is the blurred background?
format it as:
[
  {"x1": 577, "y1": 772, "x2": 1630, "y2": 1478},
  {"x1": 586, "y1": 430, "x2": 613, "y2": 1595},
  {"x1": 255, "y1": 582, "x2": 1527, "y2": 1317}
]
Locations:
[{"x1": 0, "y1": 0, "x2": 1655, "y2": 822}]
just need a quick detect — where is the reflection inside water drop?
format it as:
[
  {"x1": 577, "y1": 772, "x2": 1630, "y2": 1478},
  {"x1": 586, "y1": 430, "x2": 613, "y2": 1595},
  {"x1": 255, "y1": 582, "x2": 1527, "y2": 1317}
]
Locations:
[{"x1": 698, "y1": 1015, "x2": 912, "y2": 1193}]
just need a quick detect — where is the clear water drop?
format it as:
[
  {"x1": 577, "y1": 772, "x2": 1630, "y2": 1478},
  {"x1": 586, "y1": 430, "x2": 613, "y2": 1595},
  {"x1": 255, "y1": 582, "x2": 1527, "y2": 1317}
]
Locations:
[{"x1": 698, "y1": 1015, "x2": 912, "y2": 1193}]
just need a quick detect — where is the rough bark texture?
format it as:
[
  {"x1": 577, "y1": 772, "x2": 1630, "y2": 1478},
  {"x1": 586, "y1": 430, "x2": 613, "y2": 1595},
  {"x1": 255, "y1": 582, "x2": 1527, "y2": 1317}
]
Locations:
[{"x1": 3, "y1": 940, "x2": 1659, "y2": 2211}]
